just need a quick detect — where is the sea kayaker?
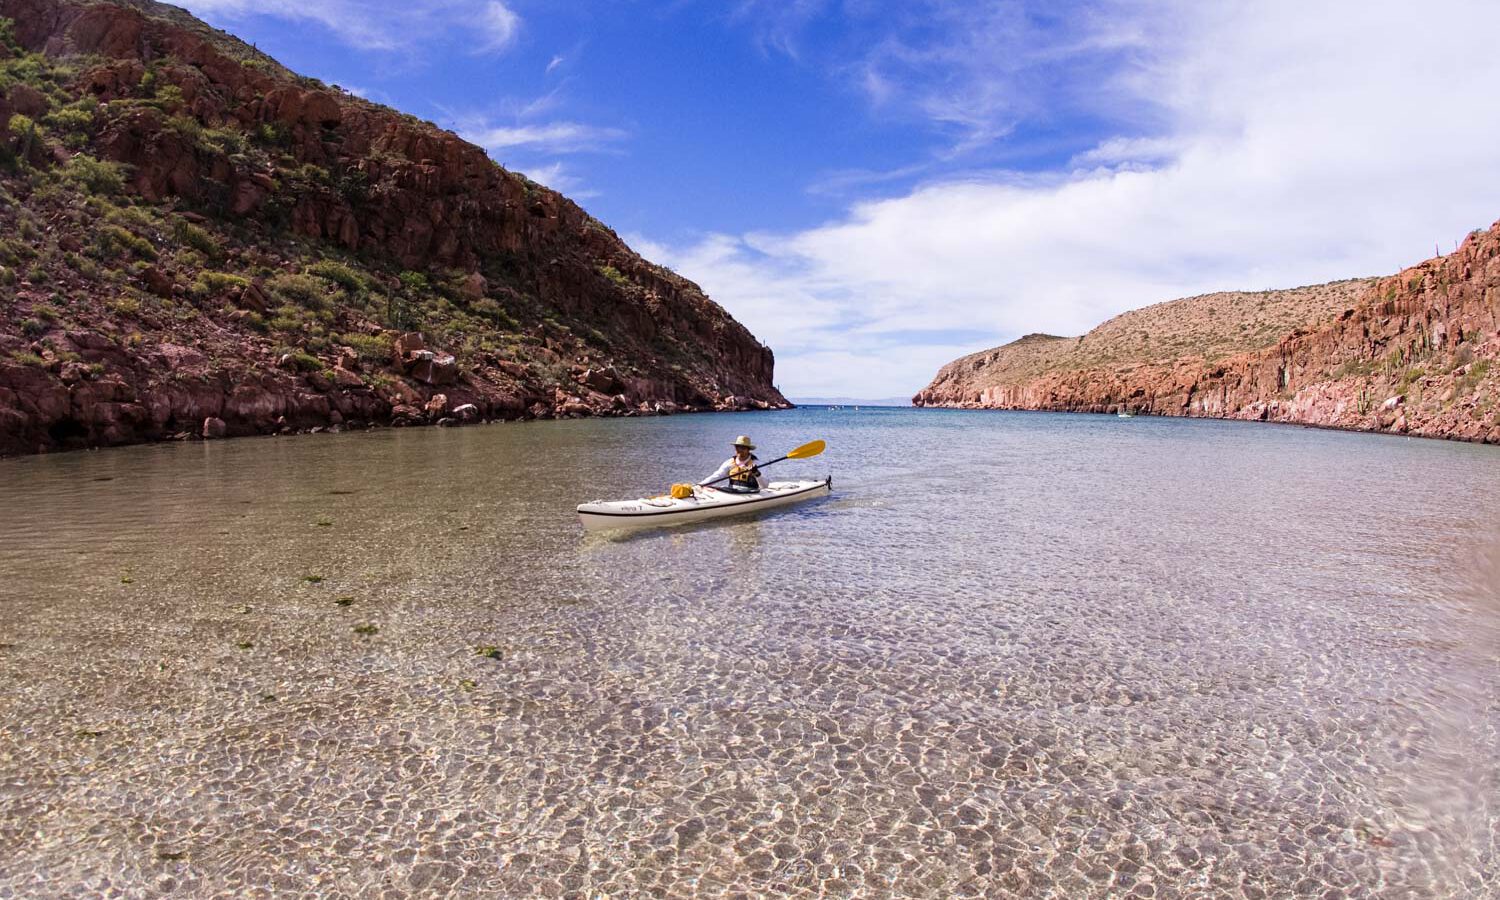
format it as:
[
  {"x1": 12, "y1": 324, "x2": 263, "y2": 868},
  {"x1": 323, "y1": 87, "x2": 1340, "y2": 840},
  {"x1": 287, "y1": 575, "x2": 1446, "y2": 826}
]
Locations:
[{"x1": 701, "y1": 435, "x2": 766, "y2": 493}]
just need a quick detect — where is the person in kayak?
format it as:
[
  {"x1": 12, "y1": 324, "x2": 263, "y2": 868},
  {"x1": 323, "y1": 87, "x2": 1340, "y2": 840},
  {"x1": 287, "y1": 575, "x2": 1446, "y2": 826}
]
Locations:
[{"x1": 701, "y1": 435, "x2": 767, "y2": 493}]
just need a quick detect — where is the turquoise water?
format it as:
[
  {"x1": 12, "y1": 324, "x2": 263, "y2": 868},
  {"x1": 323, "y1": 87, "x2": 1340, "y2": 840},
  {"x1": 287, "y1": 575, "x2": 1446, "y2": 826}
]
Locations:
[{"x1": 1, "y1": 408, "x2": 1497, "y2": 896}]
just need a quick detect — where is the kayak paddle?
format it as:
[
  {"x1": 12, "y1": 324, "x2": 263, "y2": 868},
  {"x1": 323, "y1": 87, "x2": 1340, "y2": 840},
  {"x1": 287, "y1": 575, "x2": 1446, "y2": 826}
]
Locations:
[{"x1": 700, "y1": 439, "x2": 826, "y2": 489}]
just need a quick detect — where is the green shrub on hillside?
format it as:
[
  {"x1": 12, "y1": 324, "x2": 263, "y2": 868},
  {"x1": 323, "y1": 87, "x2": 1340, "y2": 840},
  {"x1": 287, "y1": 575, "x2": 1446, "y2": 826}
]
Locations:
[
  {"x1": 44, "y1": 100, "x2": 96, "y2": 146},
  {"x1": 173, "y1": 219, "x2": 220, "y2": 258},
  {"x1": 335, "y1": 168, "x2": 368, "y2": 204},
  {"x1": 397, "y1": 270, "x2": 430, "y2": 295},
  {"x1": 62, "y1": 155, "x2": 128, "y2": 195},
  {"x1": 7, "y1": 114, "x2": 39, "y2": 161},
  {"x1": 308, "y1": 260, "x2": 368, "y2": 294},
  {"x1": 192, "y1": 271, "x2": 248, "y2": 298},
  {"x1": 381, "y1": 294, "x2": 417, "y2": 330},
  {"x1": 148, "y1": 85, "x2": 185, "y2": 113},
  {"x1": 108, "y1": 296, "x2": 141, "y2": 316},
  {"x1": 280, "y1": 350, "x2": 324, "y2": 373},
  {"x1": 267, "y1": 272, "x2": 340, "y2": 311},
  {"x1": 253, "y1": 122, "x2": 289, "y2": 146},
  {"x1": 0, "y1": 18, "x2": 20, "y2": 55},
  {"x1": 598, "y1": 264, "x2": 630, "y2": 288},
  {"x1": 0, "y1": 51, "x2": 50, "y2": 94},
  {"x1": 106, "y1": 205, "x2": 158, "y2": 229},
  {"x1": 167, "y1": 114, "x2": 202, "y2": 145},
  {"x1": 1456, "y1": 360, "x2": 1491, "y2": 398},
  {"x1": 201, "y1": 126, "x2": 245, "y2": 156},
  {"x1": 471, "y1": 297, "x2": 519, "y2": 330},
  {"x1": 338, "y1": 332, "x2": 392, "y2": 363},
  {"x1": 151, "y1": 108, "x2": 239, "y2": 153},
  {"x1": 96, "y1": 225, "x2": 156, "y2": 260},
  {"x1": 290, "y1": 163, "x2": 331, "y2": 186},
  {"x1": 268, "y1": 305, "x2": 306, "y2": 332},
  {"x1": 0, "y1": 237, "x2": 36, "y2": 266}
]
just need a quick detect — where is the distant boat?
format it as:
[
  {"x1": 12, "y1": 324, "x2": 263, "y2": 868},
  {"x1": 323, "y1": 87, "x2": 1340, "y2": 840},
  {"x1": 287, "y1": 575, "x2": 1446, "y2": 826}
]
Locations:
[{"x1": 1117, "y1": 408, "x2": 1136, "y2": 418}]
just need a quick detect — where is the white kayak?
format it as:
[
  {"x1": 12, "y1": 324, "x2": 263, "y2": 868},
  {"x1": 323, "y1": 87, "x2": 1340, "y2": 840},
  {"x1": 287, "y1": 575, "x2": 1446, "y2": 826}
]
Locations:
[{"x1": 578, "y1": 478, "x2": 832, "y2": 532}]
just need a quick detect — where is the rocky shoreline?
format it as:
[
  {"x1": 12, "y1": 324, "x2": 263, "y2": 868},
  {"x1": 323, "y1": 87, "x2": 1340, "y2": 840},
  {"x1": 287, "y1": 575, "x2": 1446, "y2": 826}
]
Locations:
[
  {"x1": 916, "y1": 222, "x2": 1500, "y2": 446},
  {"x1": 0, "y1": 321, "x2": 789, "y2": 457}
]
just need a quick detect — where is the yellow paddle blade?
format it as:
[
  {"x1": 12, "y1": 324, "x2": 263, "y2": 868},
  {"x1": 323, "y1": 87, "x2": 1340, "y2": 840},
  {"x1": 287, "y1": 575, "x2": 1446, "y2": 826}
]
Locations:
[{"x1": 786, "y1": 439, "x2": 826, "y2": 459}]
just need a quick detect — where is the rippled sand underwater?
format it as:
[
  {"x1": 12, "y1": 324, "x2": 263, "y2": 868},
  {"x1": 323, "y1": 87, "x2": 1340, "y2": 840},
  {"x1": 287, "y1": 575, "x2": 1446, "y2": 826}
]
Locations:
[{"x1": 0, "y1": 408, "x2": 1497, "y2": 897}]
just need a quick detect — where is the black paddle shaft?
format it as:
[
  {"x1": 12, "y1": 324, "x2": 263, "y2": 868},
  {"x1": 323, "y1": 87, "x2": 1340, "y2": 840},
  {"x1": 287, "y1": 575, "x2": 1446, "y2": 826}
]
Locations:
[{"x1": 700, "y1": 453, "x2": 791, "y2": 488}]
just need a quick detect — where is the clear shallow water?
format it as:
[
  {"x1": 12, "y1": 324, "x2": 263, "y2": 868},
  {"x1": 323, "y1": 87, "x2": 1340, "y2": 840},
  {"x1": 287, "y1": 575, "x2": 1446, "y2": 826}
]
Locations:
[{"x1": 0, "y1": 408, "x2": 1497, "y2": 898}]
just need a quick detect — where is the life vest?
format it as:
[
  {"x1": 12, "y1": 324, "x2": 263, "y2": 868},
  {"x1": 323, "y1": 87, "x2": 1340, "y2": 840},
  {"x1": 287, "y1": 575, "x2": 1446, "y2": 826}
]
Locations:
[{"x1": 728, "y1": 453, "x2": 760, "y2": 491}]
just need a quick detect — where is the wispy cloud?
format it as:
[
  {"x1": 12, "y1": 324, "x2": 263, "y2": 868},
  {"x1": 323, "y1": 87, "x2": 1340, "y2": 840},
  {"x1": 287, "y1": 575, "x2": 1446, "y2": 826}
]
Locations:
[
  {"x1": 178, "y1": 0, "x2": 523, "y2": 55},
  {"x1": 462, "y1": 121, "x2": 628, "y2": 154},
  {"x1": 518, "y1": 162, "x2": 599, "y2": 199},
  {"x1": 728, "y1": 0, "x2": 1156, "y2": 159},
  {"x1": 648, "y1": 0, "x2": 1500, "y2": 398},
  {"x1": 729, "y1": 0, "x2": 832, "y2": 59},
  {"x1": 477, "y1": 1, "x2": 520, "y2": 53},
  {"x1": 1068, "y1": 135, "x2": 1186, "y2": 170},
  {"x1": 450, "y1": 97, "x2": 629, "y2": 199}
]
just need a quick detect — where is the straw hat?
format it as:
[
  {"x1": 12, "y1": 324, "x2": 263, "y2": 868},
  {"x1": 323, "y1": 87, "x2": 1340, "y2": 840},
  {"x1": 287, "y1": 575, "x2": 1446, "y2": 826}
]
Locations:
[{"x1": 731, "y1": 435, "x2": 756, "y2": 450}]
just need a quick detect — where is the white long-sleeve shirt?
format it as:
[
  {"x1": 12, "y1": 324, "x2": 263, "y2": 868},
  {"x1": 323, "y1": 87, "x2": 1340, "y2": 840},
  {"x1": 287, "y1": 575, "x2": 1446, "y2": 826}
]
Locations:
[{"x1": 701, "y1": 455, "x2": 767, "y2": 489}]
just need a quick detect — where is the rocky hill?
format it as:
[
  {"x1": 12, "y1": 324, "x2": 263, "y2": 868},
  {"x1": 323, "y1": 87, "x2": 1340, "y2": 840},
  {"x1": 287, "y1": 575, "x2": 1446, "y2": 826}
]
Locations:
[
  {"x1": 919, "y1": 280, "x2": 1375, "y2": 406},
  {"x1": 0, "y1": 0, "x2": 787, "y2": 456},
  {"x1": 915, "y1": 225, "x2": 1500, "y2": 445}
]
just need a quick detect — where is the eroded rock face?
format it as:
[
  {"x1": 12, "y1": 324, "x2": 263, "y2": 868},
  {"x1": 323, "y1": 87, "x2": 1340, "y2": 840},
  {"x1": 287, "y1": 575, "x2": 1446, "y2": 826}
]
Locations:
[
  {"x1": 0, "y1": 0, "x2": 790, "y2": 456},
  {"x1": 915, "y1": 224, "x2": 1500, "y2": 444}
]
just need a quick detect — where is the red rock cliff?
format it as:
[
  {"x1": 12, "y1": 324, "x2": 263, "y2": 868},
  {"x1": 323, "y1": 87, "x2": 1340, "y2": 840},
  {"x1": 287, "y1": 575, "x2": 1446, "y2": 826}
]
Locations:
[
  {"x1": 0, "y1": 0, "x2": 788, "y2": 456},
  {"x1": 915, "y1": 224, "x2": 1500, "y2": 445}
]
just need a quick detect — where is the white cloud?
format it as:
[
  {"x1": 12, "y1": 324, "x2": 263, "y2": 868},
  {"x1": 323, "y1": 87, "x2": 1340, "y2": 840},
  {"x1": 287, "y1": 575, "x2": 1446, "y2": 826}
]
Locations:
[
  {"x1": 518, "y1": 162, "x2": 598, "y2": 199},
  {"x1": 648, "y1": 0, "x2": 1500, "y2": 400},
  {"x1": 739, "y1": 0, "x2": 1158, "y2": 157},
  {"x1": 449, "y1": 88, "x2": 627, "y2": 201},
  {"x1": 1069, "y1": 136, "x2": 1184, "y2": 169},
  {"x1": 477, "y1": 1, "x2": 521, "y2": 53},
  {"x1": 464, "y1": 121, "x2": 628, "y2": 154},
  {"x1": 178, "y1": 0, "x2": 523, "y2": 55}
]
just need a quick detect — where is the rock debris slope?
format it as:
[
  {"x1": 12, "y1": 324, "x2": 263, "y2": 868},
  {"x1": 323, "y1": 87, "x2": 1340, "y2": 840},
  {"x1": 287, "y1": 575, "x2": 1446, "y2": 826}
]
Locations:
[{"x1": 0, "y1": 0, "x2": 787, "y2": 456}]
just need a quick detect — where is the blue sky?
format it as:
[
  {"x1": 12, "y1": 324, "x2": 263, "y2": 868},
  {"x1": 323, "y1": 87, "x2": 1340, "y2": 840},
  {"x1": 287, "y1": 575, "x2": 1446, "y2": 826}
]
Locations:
[{"x1": 179, "y1": 1, "x2": 1500, "y2": 399}]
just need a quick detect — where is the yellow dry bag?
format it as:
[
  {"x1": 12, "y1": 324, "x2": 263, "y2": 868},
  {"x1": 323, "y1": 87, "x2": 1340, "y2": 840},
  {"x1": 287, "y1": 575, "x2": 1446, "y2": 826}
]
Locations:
[{"x1": 670, "y1": 483, "x2": 695, "y2": 499}]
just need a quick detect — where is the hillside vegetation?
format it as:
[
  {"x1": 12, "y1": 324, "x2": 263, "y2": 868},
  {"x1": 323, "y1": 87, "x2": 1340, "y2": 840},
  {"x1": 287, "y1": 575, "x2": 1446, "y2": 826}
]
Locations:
[{"x1": 0, "y1": 0, "x2": 787, "y2": 455}]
